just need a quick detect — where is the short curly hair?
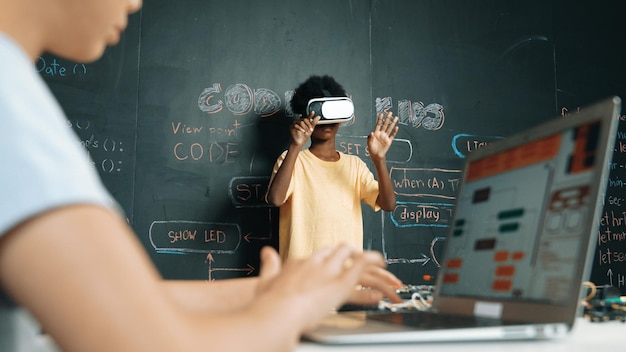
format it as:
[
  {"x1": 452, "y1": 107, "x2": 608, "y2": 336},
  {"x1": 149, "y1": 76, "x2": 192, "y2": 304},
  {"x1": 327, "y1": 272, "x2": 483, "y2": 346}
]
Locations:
[{"x1": 290, "y1": 75, "x2": 347, "y2": 116}]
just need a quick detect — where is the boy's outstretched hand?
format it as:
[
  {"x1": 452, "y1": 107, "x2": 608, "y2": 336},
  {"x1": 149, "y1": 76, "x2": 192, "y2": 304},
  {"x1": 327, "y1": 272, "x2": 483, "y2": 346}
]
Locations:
[{"x1": 368, "y1": 112, "x2": 399, "y2": 161}]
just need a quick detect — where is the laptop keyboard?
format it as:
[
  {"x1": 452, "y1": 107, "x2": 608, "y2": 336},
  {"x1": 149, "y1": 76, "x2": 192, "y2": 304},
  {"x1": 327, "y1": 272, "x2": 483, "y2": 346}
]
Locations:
[{"x1": 367, "y1": 311, "x2": 504, "y2": 330}]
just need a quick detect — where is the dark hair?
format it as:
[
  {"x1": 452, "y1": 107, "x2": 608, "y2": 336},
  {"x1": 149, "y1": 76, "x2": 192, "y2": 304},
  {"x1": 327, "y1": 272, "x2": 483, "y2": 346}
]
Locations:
[{"x1": 290, "y1": 75, "x2": 347, "y2": 116}]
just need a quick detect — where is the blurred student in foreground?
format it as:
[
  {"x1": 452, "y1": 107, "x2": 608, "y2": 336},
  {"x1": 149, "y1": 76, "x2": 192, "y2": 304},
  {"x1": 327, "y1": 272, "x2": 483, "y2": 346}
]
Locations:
[{"x1": 0, "y1": 0, "x2": 402, "y2": 351}]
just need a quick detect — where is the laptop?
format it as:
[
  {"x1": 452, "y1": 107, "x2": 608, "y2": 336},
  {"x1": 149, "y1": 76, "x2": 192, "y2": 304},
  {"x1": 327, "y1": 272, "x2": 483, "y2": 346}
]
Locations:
[{"x1": 305, "y1": 96, "x2": 622, "y2": 344}]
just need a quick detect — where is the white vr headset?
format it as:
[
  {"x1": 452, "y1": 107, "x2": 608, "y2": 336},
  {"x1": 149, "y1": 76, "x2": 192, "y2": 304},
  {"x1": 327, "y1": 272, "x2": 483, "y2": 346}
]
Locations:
[{"x1": 305, "y1": 97, "x2": 354, "y2": 124}]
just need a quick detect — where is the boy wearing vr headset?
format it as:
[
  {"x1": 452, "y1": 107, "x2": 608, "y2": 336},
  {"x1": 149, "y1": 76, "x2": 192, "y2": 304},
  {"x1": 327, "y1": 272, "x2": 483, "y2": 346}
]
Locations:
[{"x1": 267, "y1": 75, "x2": 400, "y2": 261}]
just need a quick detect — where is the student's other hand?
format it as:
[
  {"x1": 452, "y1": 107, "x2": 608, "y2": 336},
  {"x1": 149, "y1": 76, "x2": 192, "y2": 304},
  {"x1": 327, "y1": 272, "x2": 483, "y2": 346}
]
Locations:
[
  {"x1": 348, "y1": 263, "x2": 404, "y2": 305},
  {"x1": 368, "y1": 111, "x2": 399, "y2": 161},
  {"x1": 253, "y1": 244, "x2": 389, "y2": 331},
  {"x1": 289, "y1": 112, "x2": 320, "y2": 148}
]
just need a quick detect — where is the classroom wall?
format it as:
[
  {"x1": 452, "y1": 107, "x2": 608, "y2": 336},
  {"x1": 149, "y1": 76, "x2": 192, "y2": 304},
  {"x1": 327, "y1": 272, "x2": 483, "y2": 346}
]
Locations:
[{"x1": 41, "y1": 0, "x2": 626, "y2": 293}]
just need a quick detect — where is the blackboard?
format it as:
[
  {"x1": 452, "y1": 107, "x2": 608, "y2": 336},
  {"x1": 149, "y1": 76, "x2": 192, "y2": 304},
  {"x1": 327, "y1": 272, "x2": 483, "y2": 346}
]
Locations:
[
  {"x1": 41, "y1": 0, "x2": 626, "y2": 293},
  {"x1": 368, "y1": 0, "x2": 557, "y2": 285},
  {"x1": 40, "y1": 12, "x2": 141, "y2": 221},
  {"x1": 553, "y1": 0, "x2": 626, "y2": 294}
]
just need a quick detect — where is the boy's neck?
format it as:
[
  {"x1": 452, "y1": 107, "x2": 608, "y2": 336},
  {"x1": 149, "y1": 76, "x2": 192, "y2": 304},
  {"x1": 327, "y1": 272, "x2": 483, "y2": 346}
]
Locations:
[{"x1": 309, "y1": 141, "x2": 339, "y2": 161}]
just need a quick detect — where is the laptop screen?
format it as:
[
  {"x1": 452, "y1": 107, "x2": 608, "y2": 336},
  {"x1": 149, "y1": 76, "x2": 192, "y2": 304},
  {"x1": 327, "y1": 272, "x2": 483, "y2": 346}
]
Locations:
[{"x1": 438, "y1": 117, "x2": 604, "y2": 305}]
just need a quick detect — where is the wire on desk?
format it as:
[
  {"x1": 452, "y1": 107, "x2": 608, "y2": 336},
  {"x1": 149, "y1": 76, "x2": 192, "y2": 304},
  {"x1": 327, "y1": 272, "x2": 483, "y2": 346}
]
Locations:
[
  {"x1": 581, "y1": 281, "x2": 626, "y2": 322},
  {"x1": 378, "y1": 285, "x2": 434, "y2": 312}
]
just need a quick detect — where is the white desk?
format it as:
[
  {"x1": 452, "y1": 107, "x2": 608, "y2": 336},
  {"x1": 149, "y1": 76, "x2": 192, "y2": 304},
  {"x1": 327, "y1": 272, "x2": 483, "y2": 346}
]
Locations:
[
  {"x1": 36, "y1": 317, "x2": 623, "y2": 351},
  {"x1": 297, "y1": 318, "x2": 624, "y2": 352}
]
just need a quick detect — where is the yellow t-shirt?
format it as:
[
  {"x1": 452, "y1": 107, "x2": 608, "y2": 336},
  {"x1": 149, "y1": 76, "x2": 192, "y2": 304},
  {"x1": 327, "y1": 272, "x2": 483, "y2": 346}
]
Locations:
[{"x1": 268, "y1": 149, "x2": 380, "y2": 261}]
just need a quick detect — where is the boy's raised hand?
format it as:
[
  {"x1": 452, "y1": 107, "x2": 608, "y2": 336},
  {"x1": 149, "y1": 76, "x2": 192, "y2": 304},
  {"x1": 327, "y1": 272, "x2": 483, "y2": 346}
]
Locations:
[
  {"x1": 290, "y1": 112, "x2": 320, "y2": 148},
  {"x1": 368, "y1": 112, "x2": 399, "y2": 161}
]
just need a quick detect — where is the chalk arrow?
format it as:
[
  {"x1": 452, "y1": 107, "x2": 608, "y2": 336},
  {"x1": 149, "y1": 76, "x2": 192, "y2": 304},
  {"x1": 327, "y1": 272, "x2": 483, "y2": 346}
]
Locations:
[
  {"x1": 418, "y1": 253, "x2": 431, "y2": 266},
  {"x1": 207, "y1": 260, "x2": 255, "y2": 281},
  {"x1": 244, "y1": 232, "x2": 272, "y2": 242},
  {"x1": 387, "y1": 253, "x2": 431, "y2": 266}
]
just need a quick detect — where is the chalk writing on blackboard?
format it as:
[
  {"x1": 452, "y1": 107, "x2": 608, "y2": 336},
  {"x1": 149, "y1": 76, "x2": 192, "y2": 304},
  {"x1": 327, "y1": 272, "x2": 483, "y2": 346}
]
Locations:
[
  {"x1": 206, "y1": 253, "x2": 254, "y2": 281},
  {"x1": 375, "y1": 97, "x2": 445, "y2": 130},
  {"x1": 597, "y1": 210, "x2": 626, "y2": 287},
  {"x1": 229, "y1": 176, "x2": 270, "y2": 208},
  {"x1": 390, "y1": 167, "x2": 461, "y2": 199},
  {"x1": 430, "y1": 236, "x2": 447, "y2": 267},
  {"x1": 560, "y1": 106, "x2": 581, "y2": 117},
  {"x1": 595, "y1": 128, "x2": 626, "y2": 291},
  {"x1": 392, "y1": 202, "x2": 454, "y2": 228},
  {"x1": 199, "y1": 83, "x2": 452, "y2": 129},
  {"x1": 64, "y1": 118, "x2": 128, "y2": 174},
  {"x1": 337, "y1": 135, "x2": 413, "y2": 163},
  {"x1": 451, "y1": 134, "x2": 503, "y2": 158},
  {"x1": 149, "y1": 220, "x2": 241, "y2": 254},
  {"x1": 197, "y1": 83, "x2": 285, "y2": 117},
  {"x1": 36, "y1": 56, "x2": 87, "y2": 77},
  {"x1": 381, "y1": 167, "x2": 462, "y2": 269},
  {"x1": 173, "y1": 142, "x2": 240, "y2": 163},
  {"x1": 170, "y1": 118, "x2": 242, "y2": 164},
  {"x1": 37, "y1": 56, "x2": 126, "y2": 174},
  {"x1": 73, "y1": 124, "x2": 127, "y2": 173}
]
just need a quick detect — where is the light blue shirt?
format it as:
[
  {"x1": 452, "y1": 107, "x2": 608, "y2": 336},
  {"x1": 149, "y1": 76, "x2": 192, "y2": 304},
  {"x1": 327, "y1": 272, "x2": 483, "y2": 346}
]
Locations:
[{"x1": 0, "y1": 33, "x2": 116, "y2": 352}]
